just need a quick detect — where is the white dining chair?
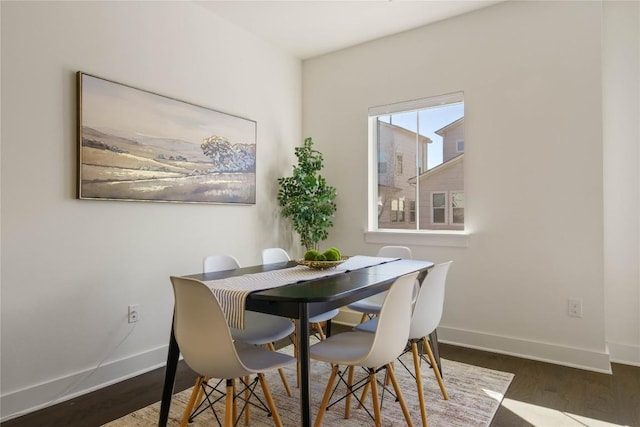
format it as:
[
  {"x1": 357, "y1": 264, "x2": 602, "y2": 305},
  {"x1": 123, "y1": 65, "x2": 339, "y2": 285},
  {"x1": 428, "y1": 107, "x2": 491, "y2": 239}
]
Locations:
[
  {"x1": 261, "y1": 247, "x2": 291, "y2": 265},
  {"x1": 179, "y1": 255, "x2": 295, "y2": 426},
  {"x1": 170, "y1": 276, "x2": 296, "y2": 427},
  {"x1": 356, "y1": 261, "x2": 453, "y2": 426},
  {"x1": 203, "y1": 254, "x2": 241, "y2": 273},
  {"x1": 309, "y1": 271, "x2": 419, "y2": 427},
  {"x1": 262, "y1": 247, "x2": 341, "y2": 389},
  {"x1": 203, "y1": 255, "x2": 295, "y2": 393},
  {"x1": 346, "y1": 246, "x2": 415, "y2": 323}
]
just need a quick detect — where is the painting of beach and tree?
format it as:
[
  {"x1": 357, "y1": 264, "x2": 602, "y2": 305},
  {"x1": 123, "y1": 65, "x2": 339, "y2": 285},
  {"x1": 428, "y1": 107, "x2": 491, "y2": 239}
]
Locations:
[{"x1": 77, "y1": 72, "x2": 256, "y2": 204}]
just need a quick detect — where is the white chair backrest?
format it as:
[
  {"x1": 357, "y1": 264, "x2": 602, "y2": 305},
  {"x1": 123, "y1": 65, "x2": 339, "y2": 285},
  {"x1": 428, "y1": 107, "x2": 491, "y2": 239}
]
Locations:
[
  {"x1": 360, "y1": 271, "x2": 419, "y2": 368},
  {"x1": 376, "y1": 246, "x2": 418, "y2": 302},
  {"x1": 203, "y1": 254, "x2": 241, "y2": 273},
  {"x1": 377, "y1": 246, "x2": 412, "y2": 259},
  {"x1": 409, "y1": 261, "x2": 452, "y2": 339},
  {"x1": 262, "y1": 248, "x2": 290, "y2": 264},
  {"x1": 170, "y1": 276, "x2": 251, "y2": 379}
]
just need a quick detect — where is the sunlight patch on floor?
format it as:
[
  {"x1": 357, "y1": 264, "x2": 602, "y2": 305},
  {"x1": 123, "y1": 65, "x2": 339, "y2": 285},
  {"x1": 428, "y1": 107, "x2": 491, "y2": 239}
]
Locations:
[{"x1": 483, "y1": 389, "x2": 628, "y2": 427}]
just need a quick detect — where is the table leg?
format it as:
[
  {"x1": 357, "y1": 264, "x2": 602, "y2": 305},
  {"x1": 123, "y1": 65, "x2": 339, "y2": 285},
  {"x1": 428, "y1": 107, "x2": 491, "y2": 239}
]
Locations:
[
  {"x1": 429, "y1": 329, "x2": 442, "y2": 377},
  {"x1": 159, "y1": 320, "x2": 180, "y2": 427},
  {"x1": 298, "y1": 303, "x2": 311, "y2": 427}
]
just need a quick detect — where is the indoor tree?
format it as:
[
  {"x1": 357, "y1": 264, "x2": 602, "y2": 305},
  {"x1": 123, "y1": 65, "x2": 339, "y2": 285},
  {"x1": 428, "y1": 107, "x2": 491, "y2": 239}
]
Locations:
[{"x1": 277, "y1": 137, "x2": 337, "y2": 251}]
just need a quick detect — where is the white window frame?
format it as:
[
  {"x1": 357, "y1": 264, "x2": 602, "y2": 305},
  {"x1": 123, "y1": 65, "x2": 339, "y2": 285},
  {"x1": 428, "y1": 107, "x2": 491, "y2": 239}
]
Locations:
[
  {"x1": 456, "y1": 140, "x2": 465, "y2": 153},
  {"x1": 450, "y1": 191, "x2": 465, "y2": 225},
  {"x1": 391, "y1": 198, "x2": 399, "y2": 222},
  {"x1": 409, "y1": 200, "x2": 416, "y2": 223},
  {"x1": 391, "y1": 198, "x2": 405, "y2": 222},
  {"x1": 431, "y1": 191, "x2": 465, "y2": 225},
  {"x1": 366, "y1": 92, "x2": 469, "y2": 247},
  {"x1": 431, "y1": 191, "x2": 447, "y2": 225}
]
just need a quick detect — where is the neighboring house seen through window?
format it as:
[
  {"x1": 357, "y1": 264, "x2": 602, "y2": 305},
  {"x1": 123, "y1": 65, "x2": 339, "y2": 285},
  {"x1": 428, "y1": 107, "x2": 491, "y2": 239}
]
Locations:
[
  {"x1": 431, "y1": 191, "x2": 464, "y2": 226},
  {"x1": 432, "y1": 192, "x2": 447, "y2": 224},
  {"x1": 451, "y1": 191, "x2": 465, "y2": 224},
  {"x1": 369, "y1": 92, "x2": 465, "y2": 231},
  {"x1": 396, "y1": 154, "x2": 404, "y2": 175},
  {"x1": 391, "y1": 198, "x2": 405, "y2": 222}
]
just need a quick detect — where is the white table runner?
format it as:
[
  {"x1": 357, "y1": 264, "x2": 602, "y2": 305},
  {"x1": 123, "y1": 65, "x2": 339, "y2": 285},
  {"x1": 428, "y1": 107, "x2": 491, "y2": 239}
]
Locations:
[{"x1": 204, "y1": 255, "x2": 398, "y2": 329}]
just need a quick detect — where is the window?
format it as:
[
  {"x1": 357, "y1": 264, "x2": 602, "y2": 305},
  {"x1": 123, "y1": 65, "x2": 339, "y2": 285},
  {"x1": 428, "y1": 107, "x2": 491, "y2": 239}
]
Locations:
[
  {"x1": 391, "y1": 198, "x2": 405, "y2": 222},
  {"x1": 451, "y1": 191, "x2": 465, "y2": 224},
  {"x1": 432, "y1": 192, "x2": 446, "y2": 224},
  {"x1": 431, "y1": 191, "x2": 464, "y2": 226},
  {"x1": 369, "y1": 92, "x2": 465, "y2": 231},
  {"x1": 409, "y1": 201, "x2": 416, "y2": 223},
  {"x1": 378, "y1": 161, "x2": 387, "y2": 174},
  {"x1": 396, "y1": 154, "x2": 404, "y2": 175}
]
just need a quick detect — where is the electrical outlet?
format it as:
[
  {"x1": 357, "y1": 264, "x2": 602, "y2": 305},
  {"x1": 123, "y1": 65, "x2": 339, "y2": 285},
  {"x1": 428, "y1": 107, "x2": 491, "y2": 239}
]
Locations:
[
  {"x1": 568, "y1": 298, "x2": 582, "y2": 318},
  {"x1": 128, "y1": 304, "x2": 140, "y2": 323}
]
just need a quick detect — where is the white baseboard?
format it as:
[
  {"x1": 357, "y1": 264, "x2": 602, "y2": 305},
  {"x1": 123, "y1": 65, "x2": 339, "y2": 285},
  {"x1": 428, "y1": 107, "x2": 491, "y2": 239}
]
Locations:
[
  {"x1": 3, "y1": 318, "x2": 628, "y2": 421},
  {"x1": 0, "y1": 345, "x2": 170, "y2": 422},
  {"x1": 437, "y1": 326, "x2": 612, "y2": 373},
  {"x1": 334, "y1": 309, "x2": 612, "y2": 373},
  {"x1": 607, "y1": 341, "x2": 640, "y2": 367}
]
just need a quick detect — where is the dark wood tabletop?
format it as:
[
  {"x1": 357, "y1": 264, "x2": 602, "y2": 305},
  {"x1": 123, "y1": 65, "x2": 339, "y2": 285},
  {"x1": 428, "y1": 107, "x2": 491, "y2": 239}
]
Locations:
[{"x1": 159, "y1": 257, "x2": 434, "y2": 427}]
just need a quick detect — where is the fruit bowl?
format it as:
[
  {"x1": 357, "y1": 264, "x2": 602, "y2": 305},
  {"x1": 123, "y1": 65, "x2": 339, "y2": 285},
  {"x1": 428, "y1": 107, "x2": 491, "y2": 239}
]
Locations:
[{"x1": 297, "y1": 256, "x2": 349, "y2": 270}]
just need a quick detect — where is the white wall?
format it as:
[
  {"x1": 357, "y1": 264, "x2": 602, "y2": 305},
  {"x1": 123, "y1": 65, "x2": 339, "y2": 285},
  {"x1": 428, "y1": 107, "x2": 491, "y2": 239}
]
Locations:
[
  {"x1": 2, "y1": 0, "x2": 638, "y2": 421},
  {"x1": 304, "y1": 1, "x2": 625, "y2": 371},
  {"x1": 603, "y1": 0, "x2": 640, "y2": 365},
  {"x1": 0, "y1": 1, "x2": 301, "y2": 420}
]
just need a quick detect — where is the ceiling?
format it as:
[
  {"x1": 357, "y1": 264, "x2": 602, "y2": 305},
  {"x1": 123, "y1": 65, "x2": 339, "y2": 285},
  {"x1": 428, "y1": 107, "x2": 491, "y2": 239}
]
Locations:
[{"x1": 197, "y1": 1, "x2": 504, "y2": 60}]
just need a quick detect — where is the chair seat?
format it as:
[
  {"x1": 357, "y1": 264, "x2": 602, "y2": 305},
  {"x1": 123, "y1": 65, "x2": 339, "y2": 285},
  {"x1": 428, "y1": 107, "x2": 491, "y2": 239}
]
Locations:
[
  {"x1": 309, "y1": 272, "x2": 419, "y2": 427},
  {"x1": 309, "y1": 308, "x2": 340, "y2": 323},
  {"x1": 346, "y1": 294, "x2": 385, "y2": 315},
  {"x1": 346, "y1": 246, "x2": 414, "y2": 320},
  {"x1": 354, "y1": 261, "x2": 453, "y2": 427},
  {"x1": 309, "y1": 331, "x2": 375, "y2": 365},
  {"x1": 235, "y1": 341, "x2": 296, "y2": 372},
  {"x1": 230, "y1": 311, "x2": 294, "y2": 345},
  {"x1": 353, "y1": 317, "x2": 377, "y2": 334}
]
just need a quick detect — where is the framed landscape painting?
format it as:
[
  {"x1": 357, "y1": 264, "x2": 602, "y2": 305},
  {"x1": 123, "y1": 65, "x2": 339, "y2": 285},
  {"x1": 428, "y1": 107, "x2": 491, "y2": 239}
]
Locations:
[{"x1": 77, "y1": 72, "x2": 256, "y2": 204}]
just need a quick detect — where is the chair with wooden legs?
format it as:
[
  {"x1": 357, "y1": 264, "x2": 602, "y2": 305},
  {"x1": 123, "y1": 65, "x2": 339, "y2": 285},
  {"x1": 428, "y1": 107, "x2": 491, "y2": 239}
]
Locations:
[
  {"x1": 203, "y1": 255, "x2": 294, "y2": 394},
  {"x1": 346, "y1": 246, "x2": 415, "y2": 323},
  {"x1": 356, "y1": 261, "x2": 453, "y2": 427},
  {"x1": 262, "y1": 247, "x2": 340, "y2": 387},
  {"x1": 170, "y1": 276, "x2": 296, "y2": 427},
  {"x1": 309, "y1": 272, "x2": 419, "y2": 427},
  {"x1": 262, "y1": 248, "x2": 339, "y2": 339},
  {"x1": 179, "y1": 255, "x2": 295, "y2": 426}
]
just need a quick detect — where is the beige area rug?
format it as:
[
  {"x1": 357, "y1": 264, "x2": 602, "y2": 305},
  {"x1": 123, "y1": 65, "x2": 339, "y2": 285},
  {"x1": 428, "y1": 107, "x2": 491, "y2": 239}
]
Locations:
[{"x1": 105, "y1": 344, "x2": 513, "y2": 427}]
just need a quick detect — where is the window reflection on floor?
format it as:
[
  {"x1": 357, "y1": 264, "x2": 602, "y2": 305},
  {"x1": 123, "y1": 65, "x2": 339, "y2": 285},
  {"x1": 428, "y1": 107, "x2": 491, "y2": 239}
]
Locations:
[{"x1": 483, "y1": 389, "x2": 626, "y2": 427}]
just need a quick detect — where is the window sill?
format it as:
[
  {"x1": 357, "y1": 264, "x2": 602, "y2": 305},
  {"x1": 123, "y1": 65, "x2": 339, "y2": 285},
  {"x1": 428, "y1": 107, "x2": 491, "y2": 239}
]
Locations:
[{"x1": 364, "y1": 229, "x2": 469, "y2": 248}]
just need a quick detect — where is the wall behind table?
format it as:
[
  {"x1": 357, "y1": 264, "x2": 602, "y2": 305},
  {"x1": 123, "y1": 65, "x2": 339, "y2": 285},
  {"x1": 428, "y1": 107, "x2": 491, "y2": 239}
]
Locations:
[
  {"x1": 0, "y1": 1, "x2": 301, "y2": 420},
  {"x1": 603, "y1": 0, "x2": 640, "y2": 366},
  {"x1": 304, "y1": 1, "x2": 618, "y2": 371}
]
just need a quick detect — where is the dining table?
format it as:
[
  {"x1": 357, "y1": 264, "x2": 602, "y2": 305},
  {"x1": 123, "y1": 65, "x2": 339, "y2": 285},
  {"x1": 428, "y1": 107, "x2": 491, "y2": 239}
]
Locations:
[{"x1": 158, "y1": 256, "x2": 435, "y2": 427}]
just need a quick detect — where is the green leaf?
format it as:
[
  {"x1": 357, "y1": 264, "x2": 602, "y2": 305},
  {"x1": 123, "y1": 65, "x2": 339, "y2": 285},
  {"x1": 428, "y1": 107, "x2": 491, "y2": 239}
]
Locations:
[{"x1": 277, "y1": 137, "x2": 337, "y2": 251}]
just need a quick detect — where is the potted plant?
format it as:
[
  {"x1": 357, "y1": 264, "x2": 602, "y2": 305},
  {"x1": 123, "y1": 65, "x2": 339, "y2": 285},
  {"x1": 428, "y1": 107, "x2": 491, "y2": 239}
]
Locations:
[{"x1": 277, "y1": 137, "x2": 337, "y2": 251}]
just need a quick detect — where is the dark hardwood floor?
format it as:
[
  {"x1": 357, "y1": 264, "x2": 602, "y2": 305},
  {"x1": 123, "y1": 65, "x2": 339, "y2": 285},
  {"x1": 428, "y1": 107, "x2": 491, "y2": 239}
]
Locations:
[
  {"x1": 441, "y1": 344, "x2": 639, "y2": 427},
  {"x1": 3, "y1": 326, "x2": 639, "y2": 427}
]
